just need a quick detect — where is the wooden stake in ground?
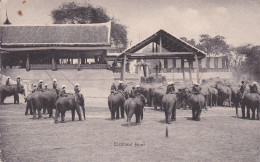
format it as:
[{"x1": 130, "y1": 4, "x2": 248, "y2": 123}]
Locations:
[{"x1": 166, "y1": 126, "x2": 168, "y2": 137}]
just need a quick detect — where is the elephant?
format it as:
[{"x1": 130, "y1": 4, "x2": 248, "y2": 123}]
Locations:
[
  {"x1": 139, "y1": 85, "x2": 153, "y2": 107},
  {"x1": 231, "y1": 87, "x2": 241, "y2": 116},
  {"x1": 124, "y1": 95, "x2": 145, "y2": 125},
  {"x1": 141, "y1": 74, "x2": 166, "y2": 84},
  {"x1": 162, "y1": 93, "x2": 177, "y2": 124},
  {"x1": 241, "y1": 92, "x2": 260, "y2": 120},
  {"x1": 152, "y1": 88, "x2": 165, "y2": 110},
  {"x1": 24, "y1": 93, "x2": 34, "y2": 115},
  {"x1": 216, "y1": 84, "x2": 232, "y2": 107},
  {"x1": 179, "y1": 87, "x2": 206, "y2": 121},
  {"x1": 200, "y1": 85, "x2": 209, "y2": 109},
  {"x1": 0, "y1": 84, "x2": 25, "y2": 104},
  {"x1": 189, "y1": 94, "x2": 206, "y2": 121},
  {"x1": 54, "y1": 93, "x2": 85, "y2": 123},
  {"x1": 108, "y1": 91, "x2": 126, "y2": 120},
  {"x1": 31, "y1": 90, "x2": 58, "y2": 119}
]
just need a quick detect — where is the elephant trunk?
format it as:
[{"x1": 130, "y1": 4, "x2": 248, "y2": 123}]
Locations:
[{"x1": 82, "y1": 106, "x2": 86, "y2": 120}]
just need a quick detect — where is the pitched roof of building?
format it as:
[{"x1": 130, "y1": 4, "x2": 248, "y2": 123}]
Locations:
[
  {"x1": 0, "y1": 21, "x2": 111, "y2": 47},
  {"x1": 119, "y1": 29, "x2": 206, "y2": 59}
]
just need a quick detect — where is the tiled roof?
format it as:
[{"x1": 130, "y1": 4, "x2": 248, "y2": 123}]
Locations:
[
  {"x1": 119, "y1": 29, "x2": 206, "y2": 59},
  {"x1": 0, "y1": 22, "x2": 111, "y2": 47}
]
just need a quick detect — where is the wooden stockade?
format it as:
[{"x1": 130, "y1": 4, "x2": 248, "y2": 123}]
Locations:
[{"x1": 118, "y1": 30, "x2": 206, "y2": 83}]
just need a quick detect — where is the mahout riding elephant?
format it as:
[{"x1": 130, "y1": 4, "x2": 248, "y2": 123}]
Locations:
[
  {"x1": 189, "y1": 93, "x2": 206, "y2": 121},
  {"x1": 54, "y1": 93, "x2": 85, "y2": 123},
  {"x1": 124, "y1": 95, "x2": 145, "y2": 125},
  {"x1": 108, "y1": 91, "x2": 126, "y2": 120},
  {"x1": 241, "y1": 93, "x2": 260, "y2": 120},
  {"x1": 162, "y1": 93, "x2": 177, "y2": 124},
  {"x1": 0, "y1": 84, "x2": 25, "y2": 104},
  {"x1": 31, "y1": 89, "x2": 58, "y2": 119},
  {"x1": 216, "y1": 83, "x2": 232, "y2": 107},
  {"x1": 179, "y1": 87, "x2": 206, "y2": 121}
]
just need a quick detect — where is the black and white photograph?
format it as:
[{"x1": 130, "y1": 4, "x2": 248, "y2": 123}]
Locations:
[{"x1": 0, "y1": 0, "x2": 259, "y2": 161}]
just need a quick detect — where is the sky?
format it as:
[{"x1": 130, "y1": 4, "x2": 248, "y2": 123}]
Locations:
[{"x1": 0, "y1": 0, "x2": 260, "y2": 47}]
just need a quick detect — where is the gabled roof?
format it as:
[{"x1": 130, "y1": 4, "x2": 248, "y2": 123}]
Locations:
[
  {"x1": 0, "y1": 21, "x2": 111, "y2": 47},
  {"x1": 119, "y1": 29, "x2": 206, "y2": 59}
]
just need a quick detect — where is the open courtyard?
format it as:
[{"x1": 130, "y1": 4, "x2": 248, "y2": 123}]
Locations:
[{"x1": 0, "y1": 100, "x2": 259, "y2": 162}]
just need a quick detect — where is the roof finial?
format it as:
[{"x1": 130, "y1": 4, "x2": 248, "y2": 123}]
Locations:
[{"x1": 4, "y1": 10, "x2": 11, "y2": 25}]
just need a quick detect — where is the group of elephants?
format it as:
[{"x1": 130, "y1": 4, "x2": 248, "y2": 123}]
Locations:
[
  {"x1": 108, "y1": 78, "x2": 260, "y2": 125},
  {"x1": 0, "y1": 84, "x2": 86, "y2": 123},
  {"x1": 1, "y1": 78, "x2": 259, "y2": 125}
]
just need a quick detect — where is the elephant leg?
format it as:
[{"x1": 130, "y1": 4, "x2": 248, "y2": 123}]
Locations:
[
  {"x1": 61, "y1": 112, "x2": 65, "y2": 123},
  {"x1": 236, "y1": 104, "x2": 239, "y2": 117},
  {"x1": 153, "y1": 99, "x2": 157, "y2": 109},
  {"x1": 33, "y1": 107, "x2": 37, "y2": 119},
  {"x1": 136, "y1": 113, "x2": 141, "y2": 124},
  {"x1": 49, "y1": 108, "x2": 53, "y2": 118},
  {"x1": 25, "y1": 104, "x2": 29, "y2": 115},
  {"x1": 141, "y1": 107, "x2": 143, "y2": 121},
  {"x1": 17, "y1": 95, "x2": 19, "y2": 104},
  {"x1": 43, "y1": 107, "x2": 47, "y2": 115},
  {"x1": 257, "y1": 106, "x2": 260, "y2": 120},
  {"x1": 192, "y1": 108, "x2": 196, "y2": 120},
  {"x1": 111, "y1": 109, "x2": 115, "y2": 120},
  {"x1": 246, "y1": 106, "x2": 250, "y2": 119},
  {"x1": 127, "y1": 109, "x2": 134, "y2": 126},
  {"x1": 210, "y1": 94, "x2": 213, "y2": 107},
  {"x1": 171, "y1": 105, "x2": 176, "y2": 121},
  {"x1": 14, "y1": 96, "x2": 16, "y2": 104},
  {"x1": 71, "y1": 109, "x2": 75, "y2": 121},
  {"x1": 120, "y1": 105, "x2": 125, "y2": 118},
  {"x1": 116, "y1": 106, "x2": 120, "y2": 119},
  {"x1": 165, "y1": 109, "x2": 169, "y2": 124},
  {"x1": 75, "y1": 105, "x2": 82, "y2": 121},
  {"x1": 38, "y1": 109, "x2": 43, "y2": 119},
  {"x1": 81, "y1": 106, "x2": 86, "y2": 120},
  {"x1": 54, "y1": 109, "x2": 59, "y2": 123},
  {"x1": 251, "y1": 108, "x2": 255, "y2": 120},
  {"x1": 241, "y1": 103, "x2": 245, "y2": 119},
  {"x1": 196, "y1": 108, "x2": 202, "y2": 121}
]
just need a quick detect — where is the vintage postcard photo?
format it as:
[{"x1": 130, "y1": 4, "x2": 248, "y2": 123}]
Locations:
[{"x1": 0, "y1": 0, "x2": 259, "y2": 161}]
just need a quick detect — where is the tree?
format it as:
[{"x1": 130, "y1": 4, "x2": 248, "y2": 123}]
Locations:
[
  {"x1": 51, "y1": 2, "x2": 128, "y2": 52},
  {"x1": 180, "y1": 37, "x2": 196, "y2": 47},
  {"x1": 196, "y1": 34, "x2": 231, "y2": 56}
]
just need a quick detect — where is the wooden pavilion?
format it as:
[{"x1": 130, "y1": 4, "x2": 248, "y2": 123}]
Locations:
[
  {"x1": 0, "y1": 21, "x2": 113, "y2": 71},
  {"x1": 118, "y1": 30, "x2": 206, "y2": 83}
]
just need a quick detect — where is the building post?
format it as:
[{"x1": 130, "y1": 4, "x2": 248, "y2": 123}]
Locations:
[
  {"x1": 77, "y1": 54, "x2": 81, "y2": 71},
  {"x1": 194, "y1": 53, "x2": 200, "y2": 83},
  {"x1": 159, "y1": 36, "x2": 162, "y2": 53},
  {"x1": 52, "y1": 54, "x2": 57, "y2": 71},
  {"x1": 121, "y1": 53, "x2": 126, "y2": 82},
  {"x1": 0, "y1": 51, "x2": 2, "y2": 76},
  {"x1": 26, "y1": 53, "x2": 30, "y2": 71},
  {"x1": 188, "y1": 59, "x2": 192, "y2": 81},
  {"x1": 181, "y1": 58, "x2": 185, "y2": 81}
]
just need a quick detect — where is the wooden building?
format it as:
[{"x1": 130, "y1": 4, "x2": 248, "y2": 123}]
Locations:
[
  {"x1": 118, "y1": 30, "x2": 206, "y2": 83},
  {"x1": 0, "y1": 21, "x2": 113, "y2": 71}
]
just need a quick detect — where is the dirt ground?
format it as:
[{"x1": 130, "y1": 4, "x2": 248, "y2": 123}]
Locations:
[{"x1": 0, "y1": 100, "x2": 259, "y2": 162}]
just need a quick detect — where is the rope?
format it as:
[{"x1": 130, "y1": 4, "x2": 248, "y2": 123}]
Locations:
[
  {"x1": 44, "y1": 70, "x2": 53, "y2": 80},
  {"x1": 58, "y1": 71, "x2": 74, "y2": 86}
]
